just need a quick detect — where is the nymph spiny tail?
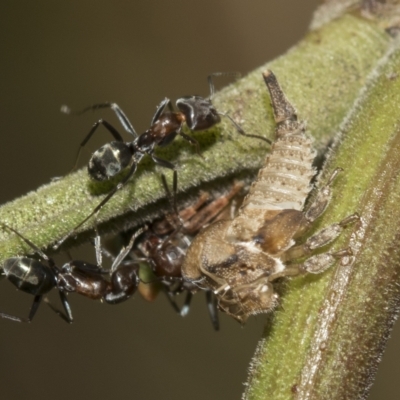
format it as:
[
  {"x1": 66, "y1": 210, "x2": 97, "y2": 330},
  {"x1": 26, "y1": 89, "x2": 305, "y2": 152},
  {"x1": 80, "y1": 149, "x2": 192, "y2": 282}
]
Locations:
[
  {"x1": 182, "y1": 70, "x2": 359, "y2": 323},
  {"x1": 228, "y1": 70, "x2": 316, "y2": 241}
]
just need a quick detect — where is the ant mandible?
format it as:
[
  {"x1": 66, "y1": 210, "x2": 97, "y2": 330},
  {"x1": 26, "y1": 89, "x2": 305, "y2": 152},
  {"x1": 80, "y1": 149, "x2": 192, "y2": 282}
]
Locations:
[
  {"x1": 0, "y1": 223, "x2": 144, "y2": 323},
  {"x1": 54, "y1": 73, "x2": 270, "y2": 248}
]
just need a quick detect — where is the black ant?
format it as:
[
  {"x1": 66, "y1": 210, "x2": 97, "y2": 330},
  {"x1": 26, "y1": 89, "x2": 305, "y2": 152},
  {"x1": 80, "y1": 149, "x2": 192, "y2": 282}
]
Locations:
[
  {"x1": 0, "y1": 223, "x2": 144, "y2": 323},
  {"x1": 54, "y1": 73, "x2": 270, "y2": 248},
  {"x1": 126, "y1": 171, "x2": 244, "y2": 330}
]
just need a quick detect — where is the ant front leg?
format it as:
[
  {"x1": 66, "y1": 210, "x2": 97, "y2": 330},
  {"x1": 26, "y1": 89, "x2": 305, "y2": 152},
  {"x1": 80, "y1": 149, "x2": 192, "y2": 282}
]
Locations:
[
  {"x1": 64, "y1": 102, "x2": 137, "y2": 136},
  {"x1": 219, "y1": 112, "x2": 271, "y2": 144},
  {"x1": 207, "y1": 72, "x2": 271, "y2": 145}
]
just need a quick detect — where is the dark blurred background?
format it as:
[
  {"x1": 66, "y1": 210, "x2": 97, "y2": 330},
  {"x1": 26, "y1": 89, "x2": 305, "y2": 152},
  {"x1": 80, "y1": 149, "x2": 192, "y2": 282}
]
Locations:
[{"x1": 0, "y1": 1, "x2": 396, "y2": 399}]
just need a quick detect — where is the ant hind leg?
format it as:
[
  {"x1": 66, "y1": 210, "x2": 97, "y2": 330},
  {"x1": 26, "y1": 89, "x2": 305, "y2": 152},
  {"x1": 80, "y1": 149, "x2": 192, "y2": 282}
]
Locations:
[{"x1": 0, "y1": 294, "x2": 42, "y2": 323}]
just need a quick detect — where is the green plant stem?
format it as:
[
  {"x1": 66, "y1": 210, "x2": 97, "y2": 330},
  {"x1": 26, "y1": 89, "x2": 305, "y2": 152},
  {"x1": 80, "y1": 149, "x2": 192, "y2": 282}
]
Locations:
[{"x1": 243, "y1": 35, "x2": 400, "y2": 400}]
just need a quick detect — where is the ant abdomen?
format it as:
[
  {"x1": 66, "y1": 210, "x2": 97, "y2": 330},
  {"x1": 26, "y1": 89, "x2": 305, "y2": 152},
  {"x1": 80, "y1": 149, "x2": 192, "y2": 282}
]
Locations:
[
  {"x1": 176, "y1": 96, "x2": 220, "y2": 131},
  {"x1": 4, "y1": 258, "x2": 55, "y2": 295},
  {"x1": 88, "y1": 141, "x2": 133, "y2": 181}
]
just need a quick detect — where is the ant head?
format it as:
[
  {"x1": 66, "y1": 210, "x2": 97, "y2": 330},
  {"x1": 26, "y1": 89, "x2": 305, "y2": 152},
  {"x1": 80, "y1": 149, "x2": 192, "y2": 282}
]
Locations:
[
  {"x1": 88, "y1": 142, "x2": 132, "y2": 181},
  {"x1": 176, "y1": 96, "x2": 221, "y2": 131}
]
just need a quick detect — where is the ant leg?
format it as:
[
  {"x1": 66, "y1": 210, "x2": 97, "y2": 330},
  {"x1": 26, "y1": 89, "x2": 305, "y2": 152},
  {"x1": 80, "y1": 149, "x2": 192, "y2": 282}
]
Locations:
[
  {"x1": 171, "y1": 169, "x2": 178, "y2": 214},
  {"x1": 44, "y1": 292, "x2": 73, "y2": 323},
  {"x1": 206, "y1": 72, "x2": 270, "y2": 144},
  {"x1": 161, "y1": 170, "x2": 180, "y2": 222},
  {"x1": 179, "y1": 291, "x2": 193, "y2": 317},
  {"x1": 163, "y1": 289, "x2": 183, "y2": 315},
  {"x1": 91, "y1": 228, "x2": 132, "y2": 270},
  {"x1": 178, "y1": 131, "x2": 201, "y2": 156},
  {"x1": 110, "y1": 227, "x2": 147, "y2": 273},
  {"x1": 205, "y1": 290, "x2": 220, "y2": 331},
  {"x1": 91, "y1": 229, "x2": 103, "y2": 267},
  {"x1": 71, "y1": 119, "x2": 126, "y2": 173},
  {"x1": 219, "y1": 112, "x2": 271, "y2": 144},
  {"x1": 26, "y1": 294, "x2": 43, "y2": 322},
  {"x1": 0, "y1": 295, "x2": 42, "y2": 323},
  {"x1": 163, "y1": 288, "x2": 193, "y2": 317},
  {"x1": 58, "y1": 292, "x2": 73, "y2": 322},
  {"x1": 63, "y1": 102, "x2": 137, "y2": 136},
  {"x1": 151, "y1": 98, "x2": 173, "y2": 125},
  {"x1": 54, "y1": 162, "x2": 139, "y2": 249},
  {"x1": 150, "y1": 154, "x2": 176, "y2": 170},
  {"x1": 152, "y1": 170, "x2": 204, "y2": 236}
]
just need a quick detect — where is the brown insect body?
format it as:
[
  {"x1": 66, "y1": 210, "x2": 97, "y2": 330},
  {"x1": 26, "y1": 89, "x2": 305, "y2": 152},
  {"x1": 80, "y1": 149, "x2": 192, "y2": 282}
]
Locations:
[
  {"x1": 127, "y1": 179, "x2": 244, "y2": 330},
  {"x1": 182, "y1": 70, "x2": 358, "y2": 323}
]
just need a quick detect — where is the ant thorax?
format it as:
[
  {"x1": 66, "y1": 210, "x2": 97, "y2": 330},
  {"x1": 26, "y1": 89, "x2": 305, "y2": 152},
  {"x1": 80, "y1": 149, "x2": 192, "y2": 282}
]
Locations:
[{"x1": 182, "y1": 70, "x2": 358, "y2": 323}]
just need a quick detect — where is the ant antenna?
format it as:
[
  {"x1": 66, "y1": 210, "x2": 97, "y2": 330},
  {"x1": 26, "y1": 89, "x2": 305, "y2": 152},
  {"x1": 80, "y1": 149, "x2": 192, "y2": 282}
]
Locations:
[
  {"x1": 1, "y1": 223, "x2": 50, "y2": 262},
  {"x1": 207, "y1": 72, "x2": 271, "y2": 145}
]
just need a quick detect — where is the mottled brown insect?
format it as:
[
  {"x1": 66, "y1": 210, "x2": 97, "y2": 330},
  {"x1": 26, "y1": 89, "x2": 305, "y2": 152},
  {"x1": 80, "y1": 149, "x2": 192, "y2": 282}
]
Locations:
[
  {"x1": 108, "y1": 175, "x2": 244, "y2": 329},
  {"x1": 182, "y1": 70, "x2": 359, "y2": 323}
]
